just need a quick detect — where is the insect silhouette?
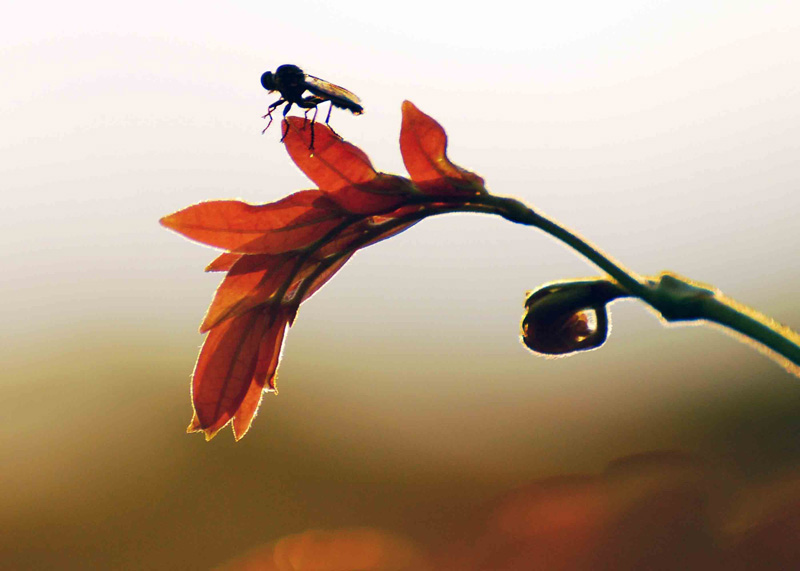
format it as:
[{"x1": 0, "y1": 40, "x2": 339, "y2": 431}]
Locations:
[{"x1": 260, "y1": 64, "x2": 364, "y2": 148}]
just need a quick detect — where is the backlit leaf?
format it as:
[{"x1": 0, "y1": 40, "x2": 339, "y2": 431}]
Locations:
[
  {"x1": 284, "y1": 117, "x2": 377, "y2": 191},
  {"x1": 200, "y1": 254, "x2": 293, "y2": 332},
  {"x1": 325, "y1": 174, "x2": 415, "y2": 215},
  {"x1": 231, "y1": 310, "x2": 289, "y2": 440},
  {"x1": 167, "y1": 100, "x2": 494, "y2": 440},
  {"x1": 160, "y1": 192, "x2": 343, "y2": 254},
  {"x1": 189, "y1": 309, "x2": 272, "y2": 439},
  {"x1": 205, "y1": 252, "x2": 243, "y2": 272},
  {"x1": 399, "y1": 101, "x2": 485, "y2": 196},
  {"x1": 297, "y1": 252, "x2": 355, "y2": 305},
  {"x1": 284, "y1": 118, "x2": 414, "y2": 214}
]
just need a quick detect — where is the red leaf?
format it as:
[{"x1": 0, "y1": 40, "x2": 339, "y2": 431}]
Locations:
[
  {"x1": 286, "y1": 215, "x2": 426, "y2": 311},
  {"x1": 200, "y1": 254, "x2": 293, "y2": 332},
  {"x1": 160, "y1": 191, "x2": 343, "y2": 254},
  {"x1": 297, "y1": 252, "x2": 355, "y2": 304},
  {"x1": 205, "y1": 252, "x2": 242, "y2": 272},
  {"x1": 231, "y1": 310, "x2": 288, "y2": 440},
  {"x1": 284, "y1": 118, "x2": 377, "y2": 191},
  {"x1": 327, "y1": 174, "x2": 415, "y2": 215},
  {"x1": 188, "y1": 307, "x2": 289, "y2": 440},
  {"x1": 203, "y1": 247, "x2": 360, "y2": 332},
  {"x1": 363, "y1": 218, "x2": 421, "y2": 249},
  {"x1": 189, "y1": 310, "x2": 269, "y2": 439},
  {"x1": 399, "y1": 101, "x2": 485, "y2": 196},
  {"x1": 168, "y1": 100, "x2": 492, "y2": 440},
  {"x1": 283, "y1": 117, "x2": 413, "y2": 214},
  {"x1": 308, "y1": 209, "x2": 422, "y2": 262}
]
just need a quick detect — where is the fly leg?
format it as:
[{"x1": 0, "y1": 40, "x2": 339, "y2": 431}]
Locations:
[
  {"x1": 262, "y1": 98, "x2": 285, "y2": 134},
  {"x1": 306, "y1": 106, "x2": 320, "y2": 149},
  {"x1": 303, "y1": 105, "x2": 319, "y2": 129},
  {"x1": 303, "y1": 107, "x2": 317, "y2": 129},
  {"x1": 323, "y1": 101, "x2": 341, "y2": 139},
  {"x1": 279, "y1": 102, "x2": 294, "y2": 142},
  {"x1": 296, "y1": 96, "x2": 323, "y2": 149}
]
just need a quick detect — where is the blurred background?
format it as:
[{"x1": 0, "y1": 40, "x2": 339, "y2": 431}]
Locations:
[{"x1": 3, "y1": 1, "x2": 800, "y2": 568}]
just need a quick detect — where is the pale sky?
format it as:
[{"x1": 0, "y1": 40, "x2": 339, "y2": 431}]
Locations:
[
  {"x1": 3, "y1": 0, "x2": 800, "y2": 541},
  {"x1": 3, "y1": 0, "x2": 799, "y2": 416},
  {"x1": 3, "y1": 2, "x2": 800, "y2": 567}
]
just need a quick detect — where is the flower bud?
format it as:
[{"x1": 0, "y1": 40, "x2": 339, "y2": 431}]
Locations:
[{"x1": 521, "y1": 279, "x2": 624, "y2": 355}]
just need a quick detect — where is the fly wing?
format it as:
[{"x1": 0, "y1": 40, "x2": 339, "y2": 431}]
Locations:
[{"x1": 303, "y1": 74, "x2": 364, "y2": 114}]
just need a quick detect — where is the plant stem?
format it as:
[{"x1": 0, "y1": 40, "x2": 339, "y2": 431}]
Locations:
[
  {"x1": 470, "y1": 194, "x2": 648, "y2": 297},
  {"x1": 472, "y1": 194, "x2": 800, "y2": 374},
  {"x1": 282, "y1": 189, "x2": 799, "y2": 374},
  {"x1": 690, "y1": 284, "x2": 800, "y2": 375}
]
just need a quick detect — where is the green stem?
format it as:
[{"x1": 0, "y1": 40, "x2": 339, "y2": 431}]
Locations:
[
  {"x1": 473, "y1": 194, "x2": 650, "y2": 299},
  {"x1": 648, "y1": 272, "x2": 800, "y2": 374},
  {"x1": 282, "y1": 189, "x2": 799, "y2": 374},
  {"x1": 702, "y1": 294, "x2": 800, "y2": 373},
  {"x1": 471, "y1": 194, "x2": 800, "y2": 374}
]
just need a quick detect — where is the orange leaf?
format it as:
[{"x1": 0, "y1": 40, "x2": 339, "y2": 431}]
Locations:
[
  {"x1": 160, "y1": 191, "x2": 343, "y2": 254},
  {"x1": 296, "y1": 252, "x2": 355, "y2": 305},
  {"x1": 200, "y1": 254, "x2": 293, "y2": 332},
  {"x1": 310, "y1": 209, "x2": 422, "y2": 260},
  {"x1": 327, "y1": 174, "x2": 415, "y2": 215},
  {"x1": 231, "y1": 310, "x2": 289, "y2": 440},
  {"x1": 189, "y1": 310, "x2": 269, "y2": 439},
  {"x1": 364, "y1": 219, "x2": 421, "y2": 249},
  {"x1": 284, "y1": 118, "x2": 377, "y2": 191},
  {"x1": 399, "y1": 101, "x2": 485, "y2": 196},
  {"x1": 189, "y1": 308, "x2": 289, "y2": 440},
  {"x1": 287, "y1": 217, "x2": 426, "y2": 310},
  {"x1": 283, "y1": 118, "x2": 413, "y2": 214},
  {"x1": 168, "y1": 100, "x2": 494, "y2": 440},
  {"x1": 205, "y1": 252, "x2": 243, "y2": 272}
]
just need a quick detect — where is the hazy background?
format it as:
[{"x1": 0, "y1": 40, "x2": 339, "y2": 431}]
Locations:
[{"x1": 3, "y1": 1, "x2": 799, "y2": 568}]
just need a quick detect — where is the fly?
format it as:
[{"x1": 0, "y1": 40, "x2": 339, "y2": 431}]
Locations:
[{"x1": 260, "y1": 64, "x2": 363, "y2": 148}]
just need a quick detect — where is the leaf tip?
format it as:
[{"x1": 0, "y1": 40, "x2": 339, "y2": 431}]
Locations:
[
  {"x1": 401, "y1": 100, "x2": 427, "y2": 124},
  {"x1": 198, "y1": 307, "x2": 220, "y2": 334},
  {"x1": 186, "y1": 413, "x2": 202, "y2": 434},
  {"x1": 232, "y1": 424, "x2": 249, "y2": 442},
  {"x1": 187, "y1": 412, "x2": 222, "y2": 441},
  {"x1": 159, "y1": 213, "x2": 177, "y2": 230}
]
